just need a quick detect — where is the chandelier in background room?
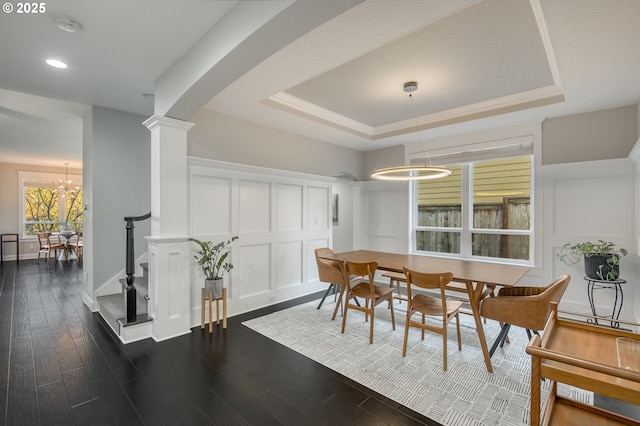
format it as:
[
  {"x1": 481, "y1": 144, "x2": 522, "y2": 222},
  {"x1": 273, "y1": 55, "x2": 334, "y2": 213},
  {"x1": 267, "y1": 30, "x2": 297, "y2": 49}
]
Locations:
[
  {"x1": 371, "y1": 82, "x2": 452, "y2": 181},
  {"x1": 58, "y1": 162, "x2": 80, "y2": 198}
]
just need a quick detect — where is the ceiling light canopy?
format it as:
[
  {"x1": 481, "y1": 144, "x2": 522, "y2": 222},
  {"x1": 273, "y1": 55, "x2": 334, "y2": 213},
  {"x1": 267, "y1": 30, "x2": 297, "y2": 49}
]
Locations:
[
  {"x1": 371, "y1": 82, "x2": 453, "y2": 182},
  {"x1": 55, "y1": 16, "x2": 82, "y2": 33}
]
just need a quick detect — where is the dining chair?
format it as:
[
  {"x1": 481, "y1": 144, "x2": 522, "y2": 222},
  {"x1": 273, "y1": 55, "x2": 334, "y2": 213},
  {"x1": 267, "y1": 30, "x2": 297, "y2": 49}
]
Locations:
[
  {"x1": 36, "y1": 232, "x2": 63, "y2": 264},
  {"x1": 341, "y1": 260, "x2": 395, "y2": 344},
  {"x1": 69, "y1": 231, "x2": 83, "y2": 260},
  {"x1": 402, "y1": 267, "x2": 463, "y2": 371},
  {"x1": 480, "y1": 274, "x2": 570, "y2": 357},
  {"x1": 314, "y1": 247, "x2": 361, "y2": 319}
]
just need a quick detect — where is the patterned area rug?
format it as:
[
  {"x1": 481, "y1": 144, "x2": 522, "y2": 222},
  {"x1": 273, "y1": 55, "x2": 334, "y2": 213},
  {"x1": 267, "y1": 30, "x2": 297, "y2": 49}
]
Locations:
[{"x1": 243, "y1": 298, "x2": 593, "y2": 425}]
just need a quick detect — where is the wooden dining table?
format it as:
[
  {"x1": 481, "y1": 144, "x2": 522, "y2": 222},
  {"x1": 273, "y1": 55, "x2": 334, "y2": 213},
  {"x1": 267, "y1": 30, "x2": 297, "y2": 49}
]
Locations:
[{"x1": 320, "y1": 249, "x2": 531, "y2": 373}]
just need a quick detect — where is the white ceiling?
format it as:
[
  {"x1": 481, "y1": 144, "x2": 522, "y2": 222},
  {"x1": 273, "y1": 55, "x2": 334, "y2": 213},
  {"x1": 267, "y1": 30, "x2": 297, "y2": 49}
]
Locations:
[{"x1": 1, "y1": 0, "x2": 639, "y2": 167}]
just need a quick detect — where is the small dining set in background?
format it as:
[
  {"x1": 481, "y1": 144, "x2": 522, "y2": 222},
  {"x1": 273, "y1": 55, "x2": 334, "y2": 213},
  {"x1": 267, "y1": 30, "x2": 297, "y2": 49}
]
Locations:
[{"x1": 36, "y1": 230, "x2": 83, "y2": 263}]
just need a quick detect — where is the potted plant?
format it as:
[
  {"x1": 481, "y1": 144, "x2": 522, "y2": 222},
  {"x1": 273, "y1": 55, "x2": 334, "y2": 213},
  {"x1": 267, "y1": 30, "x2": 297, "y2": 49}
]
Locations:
[
  {"x1": 189, "y1": 236, "x2": 239, "y2": 298},
  {"x1": 558, "y1": 240, "x2": 628, "y2": 281}
]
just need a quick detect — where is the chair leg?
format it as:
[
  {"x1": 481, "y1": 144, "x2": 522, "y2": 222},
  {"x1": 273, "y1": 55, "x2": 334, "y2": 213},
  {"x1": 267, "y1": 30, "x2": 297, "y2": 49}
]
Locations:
[
  {"x1": 421, "y1": 314, "x2": 425, "y2": 340},
  {"x1": 396, "y1": 280, "x2": 402, "y2": 304},
  {"x1": 455, "y1": 312, "x2": 462, "y2": 350},
  {"x1": 389, "y1": 297, "x2": 395, "y2": 330},
  {"x1": 402, "y1": 310, "x2": 411, "y2": 357},
  {"x1": 489, "y1": 323, "x2": 511, "y2": 357},
  {"x1": 443, "y1": 330, "x2": 448, "y2": 371},
  {"x1": 369, "y1": 305, "x2": 375, "y2": 344},
  {"x1": 340, "y1": 297, "x2": 349, "y2": 334},
  {"x1": 317, "y1": 283, "x2": 335, "y2": 309}
]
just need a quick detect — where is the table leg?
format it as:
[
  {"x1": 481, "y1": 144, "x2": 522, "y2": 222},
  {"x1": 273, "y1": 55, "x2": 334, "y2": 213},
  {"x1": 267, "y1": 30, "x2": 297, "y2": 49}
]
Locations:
[
  {"x1": 331, "y1": 284, "x2": 346, "y2": 320},
  {"x1": 466, "y1": 281, "x2": 494, "y2": 373}
]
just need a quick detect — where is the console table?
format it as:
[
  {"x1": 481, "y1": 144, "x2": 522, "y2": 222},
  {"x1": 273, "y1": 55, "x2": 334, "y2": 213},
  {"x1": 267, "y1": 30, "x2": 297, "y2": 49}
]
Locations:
[
  {"x1": 526, "y1": 307, "x2": 640, "y2": 425},
  {"x1": 585, "y1": 276, "x2": 625, "y2": 328},
  {"x1": 0, "y1": 233, "x2": 19, "y2": 264}
]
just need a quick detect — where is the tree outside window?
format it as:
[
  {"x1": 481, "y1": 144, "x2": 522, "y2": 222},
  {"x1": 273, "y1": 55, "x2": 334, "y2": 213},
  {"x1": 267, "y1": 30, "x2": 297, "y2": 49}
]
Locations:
[{"x1": 20, "y1": 171, "x2": 83, "y2": 237}]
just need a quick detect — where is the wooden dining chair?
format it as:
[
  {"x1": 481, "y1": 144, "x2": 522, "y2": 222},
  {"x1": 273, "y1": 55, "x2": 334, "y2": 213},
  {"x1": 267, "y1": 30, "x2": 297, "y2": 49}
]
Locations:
[
  {"x1": 341, "y1": 260, "x2": 395, "y2": 344},
  {"x1": 314, "y1": 248, "x2": 362, "y2": 319},
  {"x1": 36, "y1": 232, "x2": 63, "y2": 264},
  {"x1": 480, "y1": 274, "x2": 570, "y2": 357},
  {"x1": 402, "y1": 267, "x2": 463, "y2": 371},
  {"x1": 69, "y1": 231, "x2": 83, "y2": 260}
]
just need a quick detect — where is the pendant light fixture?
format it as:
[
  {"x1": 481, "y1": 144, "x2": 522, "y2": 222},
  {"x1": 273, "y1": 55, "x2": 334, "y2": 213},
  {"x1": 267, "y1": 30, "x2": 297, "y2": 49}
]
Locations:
[
  {"x1": 58, "y1": 163, "x2": 80, "y2": 198},
  {"x1": 371, "y1": 82, "x2": 452, "y2": 181}
]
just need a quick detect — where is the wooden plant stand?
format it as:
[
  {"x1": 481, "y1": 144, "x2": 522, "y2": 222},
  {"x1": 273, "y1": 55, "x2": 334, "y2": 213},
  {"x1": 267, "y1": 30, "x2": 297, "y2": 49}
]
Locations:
[{"x1": 201, "y1": 287, "x2": 227, "y2": 333}]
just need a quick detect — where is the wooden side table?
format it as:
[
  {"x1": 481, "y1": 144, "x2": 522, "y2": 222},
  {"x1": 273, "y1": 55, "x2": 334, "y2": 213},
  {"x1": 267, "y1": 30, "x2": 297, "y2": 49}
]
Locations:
[
  {"x1": 201, "y1": 287, "x2": 227, "y2": 333},
  {"x1": 0, "y1": 233, "x2": 19, "y2": 264}
]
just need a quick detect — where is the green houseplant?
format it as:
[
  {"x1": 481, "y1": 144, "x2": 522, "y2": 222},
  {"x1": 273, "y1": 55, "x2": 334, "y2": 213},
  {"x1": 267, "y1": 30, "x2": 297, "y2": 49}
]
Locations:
[
  {"x1": 190, "y1": 236, "x2": 239, "y2": 298},
  {"x1": 558, "y1": 240, "x2": 627, "y2": 281}
]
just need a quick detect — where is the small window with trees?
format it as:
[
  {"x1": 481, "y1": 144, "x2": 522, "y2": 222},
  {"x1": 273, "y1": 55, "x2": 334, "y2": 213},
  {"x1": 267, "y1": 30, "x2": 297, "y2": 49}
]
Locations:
[{"x1": 19, "y1": 170, "x2": 83, "y2": 237}]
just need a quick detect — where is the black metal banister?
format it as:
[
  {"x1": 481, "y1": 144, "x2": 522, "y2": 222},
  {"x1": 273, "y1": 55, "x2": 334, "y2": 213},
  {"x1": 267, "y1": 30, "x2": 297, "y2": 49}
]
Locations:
[{"x1": 124, "y1": 211, "x2": 151, "y2": 323}]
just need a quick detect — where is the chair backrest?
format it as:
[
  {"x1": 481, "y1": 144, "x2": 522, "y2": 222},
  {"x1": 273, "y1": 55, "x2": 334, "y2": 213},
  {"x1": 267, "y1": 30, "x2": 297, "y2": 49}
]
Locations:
[
  {"x1": 344, "y1": 261, "x2": 377, "y2": 295},
  {"x1": 37, "y1": 232, "x2": 50, "y2": 247},
  {"x1": 315, "y1": 247, "x2": 344, "y2": 285},
  {"x1": 546, "y1": 274, "x2": 571, "y2": 305},
  {"x1": 483, "y1": 274, "x2": 571, "y2": 330},
  {"x1": 403, "y1": 267, "x2": 453, "y2": 300},
  {"x1": 523, "y1": 274, "x2": 571, "y2": 330}
]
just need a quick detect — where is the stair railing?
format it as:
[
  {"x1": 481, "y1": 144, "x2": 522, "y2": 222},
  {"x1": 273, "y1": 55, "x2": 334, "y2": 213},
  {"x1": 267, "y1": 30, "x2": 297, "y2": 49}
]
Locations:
[{"x1": 124, "y1": 212, "x2": 151, "y2": 323}]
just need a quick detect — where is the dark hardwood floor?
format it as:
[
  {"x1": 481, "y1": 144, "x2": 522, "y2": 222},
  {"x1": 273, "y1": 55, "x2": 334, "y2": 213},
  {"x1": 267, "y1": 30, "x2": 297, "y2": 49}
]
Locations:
[{"x1": 0, "y1": 259, "x2": 440, "y2": 426}]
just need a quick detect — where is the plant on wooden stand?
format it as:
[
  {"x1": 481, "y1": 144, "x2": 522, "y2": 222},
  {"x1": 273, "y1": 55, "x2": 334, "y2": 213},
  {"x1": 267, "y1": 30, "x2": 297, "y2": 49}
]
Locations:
[
  {"x1": 557, "y1": 240, "x2": 627, "y2": 281},
  {"x1": 189, "y1": 236, "x2": 239, "y2": 298}
]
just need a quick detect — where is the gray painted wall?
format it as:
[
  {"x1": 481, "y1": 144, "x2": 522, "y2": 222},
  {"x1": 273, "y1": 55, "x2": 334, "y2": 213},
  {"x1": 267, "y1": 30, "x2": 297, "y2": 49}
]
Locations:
[
  {"x1": 542, "y1": 104, "x2": 638, "y2": 165},
  {"x1": 87, "y1": 106, "x2": 150, "y2": 292},
  {"x1": 188, "y1": 108, "x2": 365, "y2": 180},
  {"x1": 363, "y1": 145, "x2": 405, "y2": 181}
]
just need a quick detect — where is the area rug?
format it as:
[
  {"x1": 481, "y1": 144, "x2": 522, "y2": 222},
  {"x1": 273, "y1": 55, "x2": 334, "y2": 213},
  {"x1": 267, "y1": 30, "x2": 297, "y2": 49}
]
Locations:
[{"x1": 243, "y1": 298, "x2": 593, "y2": 425}]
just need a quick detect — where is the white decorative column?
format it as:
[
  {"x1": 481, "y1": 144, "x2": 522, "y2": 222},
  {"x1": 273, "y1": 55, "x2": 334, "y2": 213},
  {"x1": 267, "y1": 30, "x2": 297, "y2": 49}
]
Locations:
[{"x1": 143, "y1": 115, "x2": 195, "y2": 341}]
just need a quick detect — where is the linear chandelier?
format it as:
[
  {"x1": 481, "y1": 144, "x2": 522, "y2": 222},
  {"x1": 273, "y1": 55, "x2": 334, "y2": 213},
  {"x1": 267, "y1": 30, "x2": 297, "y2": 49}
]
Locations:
[{"x1": 371, "y1": 82, "x2": 452, "y2": 181}]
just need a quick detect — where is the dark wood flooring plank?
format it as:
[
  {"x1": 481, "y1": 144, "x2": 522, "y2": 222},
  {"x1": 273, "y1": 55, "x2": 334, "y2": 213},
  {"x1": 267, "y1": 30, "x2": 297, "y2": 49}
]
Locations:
[
  {"x1": 37, "y1": 379, "x2": 75, "y2": 425},
  {"x1": 6, "y1": 363, "x2": 39, "y2": 426},
  {"x1": 1, "y1": 260, "x2": 442, "y2": 426},
  {"x1": 34, "y1": 355, "x2": 62, "y2": 386},
  {"x1": 62, "y1": 367, "x2": 99, "y2": 408}
]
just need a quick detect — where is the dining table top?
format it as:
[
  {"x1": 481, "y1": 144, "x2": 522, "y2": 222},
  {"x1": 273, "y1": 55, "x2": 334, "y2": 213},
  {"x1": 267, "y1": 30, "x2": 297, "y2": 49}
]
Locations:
[{"x1": 322, "y1": 249, "x2": 530, "y2": 288}]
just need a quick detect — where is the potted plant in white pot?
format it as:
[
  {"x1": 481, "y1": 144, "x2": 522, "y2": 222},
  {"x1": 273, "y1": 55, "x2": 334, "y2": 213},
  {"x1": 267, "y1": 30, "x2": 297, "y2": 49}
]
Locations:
[
  {"x1": 558, "y1": 240, "x2": 627, "y2": 281},
  {"x1": 190, "y1": 236, "x2": 239, "y2": 298}
]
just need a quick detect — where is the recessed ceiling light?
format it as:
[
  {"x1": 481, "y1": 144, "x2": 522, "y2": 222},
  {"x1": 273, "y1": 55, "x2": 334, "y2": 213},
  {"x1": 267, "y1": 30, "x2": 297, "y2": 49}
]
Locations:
[
  {"x1": 55, "y1": 16, "x2": 82, "y2": 33},
  {"x1": 46, "y1": 59, "x2": 68, "y2": 69}
]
